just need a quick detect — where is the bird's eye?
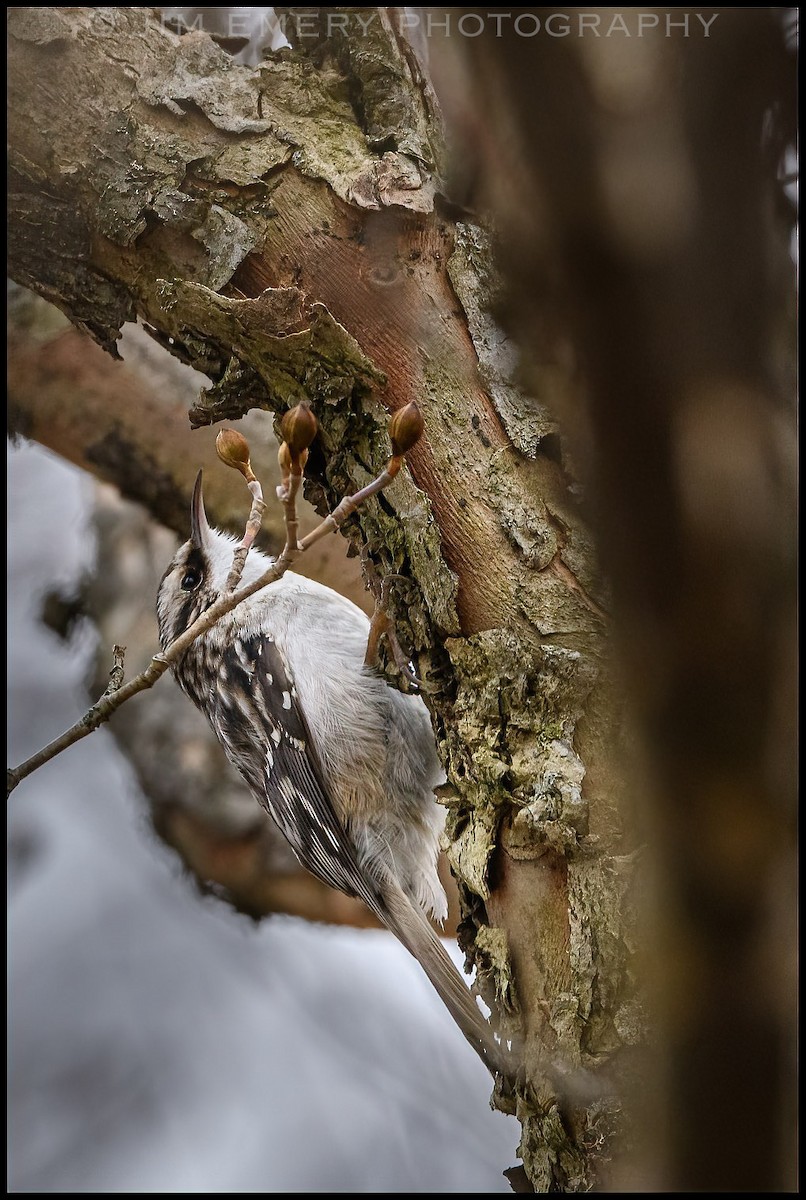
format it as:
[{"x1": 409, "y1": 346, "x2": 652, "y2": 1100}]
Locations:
[{"x1": 181, "y1": 567, "x2": 202, "y2": 591}]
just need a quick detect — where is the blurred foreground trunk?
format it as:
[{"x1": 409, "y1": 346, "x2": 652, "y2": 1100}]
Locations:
[{"x1": 445, "y1": 7, "x2": 797, "y2": 1190}]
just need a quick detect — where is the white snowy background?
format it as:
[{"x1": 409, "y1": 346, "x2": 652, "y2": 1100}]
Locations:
[{"x1": 7, "y1": 440, "x2": 518, "y2": 1193}]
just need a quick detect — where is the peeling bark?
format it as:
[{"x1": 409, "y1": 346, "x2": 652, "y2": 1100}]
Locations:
[
  {"x1": 7, "y1": 284, "x2": 369, "y2": 606},
  {"x1": 7, "y1": 9, "x2": 638, "y2": 1189}
]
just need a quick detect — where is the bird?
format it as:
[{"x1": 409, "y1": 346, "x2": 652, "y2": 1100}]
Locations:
[{"x1": 156, "y1": 472, "x2": 508, "y2": 1077}]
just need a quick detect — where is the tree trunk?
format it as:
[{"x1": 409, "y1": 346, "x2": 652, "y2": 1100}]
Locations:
[
  {"x1": 8, "y1": 9, "x2": 638, "y2": 1188},
  {"x1": 444, "y1": 9, "x2": 797, "y2": 1191}
]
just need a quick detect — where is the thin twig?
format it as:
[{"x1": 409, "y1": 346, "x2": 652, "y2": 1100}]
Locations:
[
  {"x1": 6, "y1": 555, "x2": 294, "y2": 798},
  {"x1": 7, "y1": 645, "x2": 126, "y2": 795},
  {"x1": 7, "y1": 456, "x2": 409, "y2": 798},
  {"x1": 277, "y1": 469, "x2": 302, "y2": 558},
  {"x1": 225, "y1": 479, "x2": 266, "y2": 592},
  {"x1": 299, "y1": 466, "x2": 397, "y2": 552}
]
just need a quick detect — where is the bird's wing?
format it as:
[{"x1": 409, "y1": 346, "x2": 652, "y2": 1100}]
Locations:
[{"x1": 208, "y1": 630, "x2": 383, "y2": 912}]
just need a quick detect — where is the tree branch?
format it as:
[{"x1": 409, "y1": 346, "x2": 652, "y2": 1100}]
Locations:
[{"x1": 7, "y1": 286, "x2": 371, "y2": 608}]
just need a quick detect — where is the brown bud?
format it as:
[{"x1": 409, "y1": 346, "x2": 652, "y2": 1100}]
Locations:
[
  {"x1": 388, "y1": 401, "x2": 424, "y2": 456},
  {"x1": 278, "y1": 441, "x2": 308, "y2": 476},
  {"x1": 281, "y1": 402, "x2": 318, "y2": 457},
  {"x1": 216, "y1": 429, "x2": 255, "y2": 480},
  {"x1": 278, "y1": 441, "x2": 292, "y2": 474}
]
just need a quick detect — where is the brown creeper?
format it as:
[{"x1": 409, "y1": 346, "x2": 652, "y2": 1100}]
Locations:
[{"x1": 156, "y1": 476, "x2": 508, "y2": 1077}]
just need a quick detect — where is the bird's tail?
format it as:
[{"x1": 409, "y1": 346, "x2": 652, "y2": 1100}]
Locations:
[{"x1": 375, "y1": 877, "x2": 512, "y2": 1079}]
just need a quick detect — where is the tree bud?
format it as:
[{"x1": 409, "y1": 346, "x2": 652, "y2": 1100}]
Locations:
[
  {"x1": 281, "y1": 402, "x2": 318, "y2": 456},
  {"x1": 216, "y1": 428, "x2": 255, "y2": 480},
  {"x1": 388, "y1": 401, "x2": 424, "y2": 456}
]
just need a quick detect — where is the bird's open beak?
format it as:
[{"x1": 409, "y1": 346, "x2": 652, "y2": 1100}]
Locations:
[{"x1": 190, "y1": 469, "x2": 211, "y2": 549}]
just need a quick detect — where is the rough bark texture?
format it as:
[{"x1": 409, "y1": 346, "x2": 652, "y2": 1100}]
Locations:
[
  {"x1": 446, "y1": 8, "x2": 797, "y2": 1191},
  {"x1": 8, "y1": 9, "x2": 636, "y2": 1188},
  {"x1": 7, "y1": 285, "x2": 370, "y2": 601}
]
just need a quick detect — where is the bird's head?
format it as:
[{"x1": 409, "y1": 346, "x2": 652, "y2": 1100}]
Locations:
[{"x1": 156, "y1": 470, "x2": 264, "y2": 648}]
